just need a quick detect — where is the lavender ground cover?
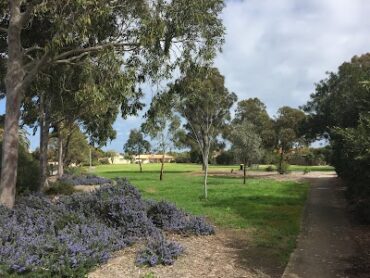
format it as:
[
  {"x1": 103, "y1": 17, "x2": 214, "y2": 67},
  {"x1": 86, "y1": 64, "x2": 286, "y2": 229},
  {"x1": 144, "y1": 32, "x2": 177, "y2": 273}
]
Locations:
[{"x1": 0, "y1": 179, "x2": 214, "y2": 277}]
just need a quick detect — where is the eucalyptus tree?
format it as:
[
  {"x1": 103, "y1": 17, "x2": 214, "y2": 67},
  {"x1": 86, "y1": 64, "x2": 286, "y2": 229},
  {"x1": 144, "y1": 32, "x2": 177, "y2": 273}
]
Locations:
[
  {"x1": 230, "y1": 121, "x2": 262, "y2": 184},
  {"x1": 233, "y1": 98, "x2": 275, "y2": 149},
  {"x1": 0, "y1": 0, "x2": 225, "y2": 207},
  {"x1": 142, "y1": 93, "x2": 180, "y2": 180},
  {"x1": 124, "y1": 129, "x2": 151, "y2": 173},
  {"x1": 274, "y1": 106, "x2": 306, "y2": 174},
  {"x1": 167, "y1": 66, "x2": 237, "y2": 199}
]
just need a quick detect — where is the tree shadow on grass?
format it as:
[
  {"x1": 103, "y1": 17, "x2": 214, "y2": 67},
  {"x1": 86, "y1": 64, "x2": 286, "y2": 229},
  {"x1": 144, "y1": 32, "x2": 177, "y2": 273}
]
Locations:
[{"x1": 102, "y1": 170, "x2": 194, "y2": 174}]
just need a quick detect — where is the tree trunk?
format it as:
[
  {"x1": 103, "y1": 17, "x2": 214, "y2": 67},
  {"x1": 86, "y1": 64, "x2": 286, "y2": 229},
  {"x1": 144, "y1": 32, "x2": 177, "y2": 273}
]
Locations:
[
  {"x1": 0, "y1": 2, "x2": 25, "y2": 208},
  {"x1": 243, "y1": 161, "x2": 246, "y2": 184},
  {"x1": 160, "y1": 153, "x2": 165, "y2": 181},
  {"x1": 139, "y1": 154, "x2": 142, "y2": 172},
  {"x1": 0, "y1": 88, "x2": 22, "y2": 208},
  {"x1": 279, "y1": 150, "x2": 284, "y2": 174},
  {"x1": 39, "y1": 93, "x2": 50, "y2": 190},
  {"x1": 203, "y1": 146, "x2": 210, "y2": 200},
  {"x1": 203, "y1": 156, "x2": 209, "y2": 200},
  {"x1": 57, "y1": 128, "x2": 64, "y2": 178}
]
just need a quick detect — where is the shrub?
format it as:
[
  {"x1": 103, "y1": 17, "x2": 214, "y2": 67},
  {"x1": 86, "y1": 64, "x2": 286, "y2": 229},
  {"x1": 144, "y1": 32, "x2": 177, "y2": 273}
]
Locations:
[
  {"x1": 45, "y1": 181, "x2": 78, "y2": 196},
  {"x1": 136, "y1": 234, "x2": 184, "y2": 267},
  {"x1": 265, "y1": 165, "x2": 274, "y2": 172},
  {"x1": 146, "y1": 201, "x2": 214, "y2": 235},
  {"x1": 215, "y1": 150, "x2": 234, "y2": 165},
  {"x1": 277, "y1": 161, "x2": 290, "y2": 174},
  {"x1": 59, "y1": 174, "x2": 112, "y2": 186},
  {"x1": 303, "y1": 167, "x2": 311, "y2": 175},
  {"x1": 64, "y1": 167, "x2": 87, "y2": 176},
  {"x1": 0, "y1": 179, "x2": 215, "y2": 276},
  {"x1": 0, "y1": 142, "x2": 39, "y2": 194},
  {"x1": 99, "y1": 158, "x2": 111, "y2": 165}
]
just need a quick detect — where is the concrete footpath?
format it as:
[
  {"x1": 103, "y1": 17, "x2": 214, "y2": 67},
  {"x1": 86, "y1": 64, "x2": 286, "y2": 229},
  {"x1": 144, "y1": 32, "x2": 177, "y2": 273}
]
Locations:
[{"x1": 283, "y1": 176, "x2": 356, "y2": 278}]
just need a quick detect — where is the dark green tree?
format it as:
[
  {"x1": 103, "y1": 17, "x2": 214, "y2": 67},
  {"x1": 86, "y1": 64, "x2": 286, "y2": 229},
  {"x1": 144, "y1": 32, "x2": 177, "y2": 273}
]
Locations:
[
  {"x1": 274, "y1": 106, "x2": 306, "y2": 174},
  {"x1": 124, "y1": 129, "x2": 151, "y2": 173},
  {"x1": 0, "y1": 0, "x2": 225, "y2": 208},
  {"x1": 233, "y1": 98, "x2": 275, "y2": 148}
]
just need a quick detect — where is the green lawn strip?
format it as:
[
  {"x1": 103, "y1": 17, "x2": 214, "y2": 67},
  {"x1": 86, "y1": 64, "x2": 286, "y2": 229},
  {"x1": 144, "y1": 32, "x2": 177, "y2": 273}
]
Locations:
[{"x1": 94, "y1": 164, "x2": 309, "y2": 265}]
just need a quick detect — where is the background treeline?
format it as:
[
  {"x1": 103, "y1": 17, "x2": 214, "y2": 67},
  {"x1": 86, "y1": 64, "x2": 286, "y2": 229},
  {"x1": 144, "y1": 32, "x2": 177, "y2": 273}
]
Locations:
[{"x1": 303, "y1": 53, "x2": 370, "y2": 222}]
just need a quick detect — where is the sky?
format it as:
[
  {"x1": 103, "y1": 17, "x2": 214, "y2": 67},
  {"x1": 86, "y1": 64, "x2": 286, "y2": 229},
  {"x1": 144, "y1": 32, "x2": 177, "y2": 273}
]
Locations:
[{"x1": 2, "y1": 0, "x2": 370, "y2": 152}]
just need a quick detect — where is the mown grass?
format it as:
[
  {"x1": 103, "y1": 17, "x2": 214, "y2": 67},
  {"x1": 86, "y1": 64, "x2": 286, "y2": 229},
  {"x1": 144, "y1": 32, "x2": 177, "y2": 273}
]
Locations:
[{"x1": 93, "y1": 163, "x2": 311, "y2": 265}]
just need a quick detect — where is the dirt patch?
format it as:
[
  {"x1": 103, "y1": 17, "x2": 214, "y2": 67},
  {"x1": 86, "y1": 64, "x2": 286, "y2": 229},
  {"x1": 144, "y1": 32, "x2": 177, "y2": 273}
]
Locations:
[
  {"x1": 191, "y1": 170, "x2": 336, "y2": 182},
  {"x1": 89, "y1": 229, "x2": 277, "y2": 278}
]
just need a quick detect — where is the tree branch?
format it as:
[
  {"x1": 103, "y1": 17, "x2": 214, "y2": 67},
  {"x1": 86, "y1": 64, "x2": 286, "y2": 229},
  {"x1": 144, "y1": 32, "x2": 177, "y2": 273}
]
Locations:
[
  {"x1": 54, "y1": 43, "x2": 139, "y2": 62},
  {"x1": 22, "y1": 51, "x2": 50, "y2": 88},
  {"x1": 0, "y1": 27, "x2": 7, "y2": 33}
]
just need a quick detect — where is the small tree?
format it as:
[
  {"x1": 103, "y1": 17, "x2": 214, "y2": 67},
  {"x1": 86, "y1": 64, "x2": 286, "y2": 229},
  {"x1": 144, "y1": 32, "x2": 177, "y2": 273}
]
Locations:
[
  {"x1": 168, "y1": 66, "x2": 237, "y2": 199},
  {"x1": 142, "y1": 95, "x2": 180, "y2": 181},
  {"x1": 274, "y1": 106, "x2": 306, "y2": 174},
  {"x1": 124, "y1": 129, "x2": 150, "y2": 172},
  {"x1": 231, "y1": 121, "x2": 262, "y2": 184},
  {"x1": 106, "y1": 151, "x2": 117, "y2": 164}
]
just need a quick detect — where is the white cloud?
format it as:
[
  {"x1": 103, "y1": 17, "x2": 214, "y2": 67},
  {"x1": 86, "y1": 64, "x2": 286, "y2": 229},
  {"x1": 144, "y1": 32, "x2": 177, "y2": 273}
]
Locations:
[{"x1": 216, "y1": 0, "x2": 370, "y2": 115}]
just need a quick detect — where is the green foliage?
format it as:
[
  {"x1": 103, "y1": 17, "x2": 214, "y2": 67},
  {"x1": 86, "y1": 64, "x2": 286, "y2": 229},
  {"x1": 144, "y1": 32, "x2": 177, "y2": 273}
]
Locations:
[
  {"x1": 303, "y1": 53, "x2": 370, "y2": 221},
  {"x1": 124, "y1": 129, "x2": 151, "y2": 156},
  {"x1": 45, "y1": 181, "x2": 77, "y2": 196},
  {"x1": 0, "y1": 142, "x2": 39, "y2": 194},
  {"x1": 64, "y1": 167, "x2": 87, "y2": 176},
  {"x1": 233, "y1": 98, "x2": 275, "y2": 149},
  {"x1": 265, "y1": 165, "x2": 275, "y2": 172},
  {"x1": 230, "y1": 121, "x2": 263, "y2": 166},
  {"x1": 277, "y1": 161, "x2": 290, "y2": 175},
  {"x1": 303, "y1": 168, "x2": 311, "y2": 175},
  {"x1": 275, "y1": 106, "x2": 306, "y2": 153},
  {"x1": 215, "y1": 150, "x2": 235, "y2": 165}
]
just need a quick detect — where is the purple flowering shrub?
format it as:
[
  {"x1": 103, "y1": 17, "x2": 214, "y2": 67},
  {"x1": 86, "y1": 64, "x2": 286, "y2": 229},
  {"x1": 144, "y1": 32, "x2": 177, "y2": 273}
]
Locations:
[
  {"x1": 136, "y1": 234, "x2": 184, "y2": 267},
  {"x1": 146, "y1": 201, "x2": 215, "y2": 235},
  {"x1": 59, "y1": 174, "x2": 112, "y2": 186},
  {"x1": 0, "y1": 179, "x2": 214, "y2": 276}
]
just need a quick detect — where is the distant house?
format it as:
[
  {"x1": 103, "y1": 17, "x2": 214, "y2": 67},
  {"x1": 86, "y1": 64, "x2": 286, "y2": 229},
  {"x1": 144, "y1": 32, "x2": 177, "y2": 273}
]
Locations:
[
  {"x1": 134, "y1": 154, "x2": 174, "y2": 164},
  {"x1": 110, "y1": 153, "x2": 131, "y2": 164}
]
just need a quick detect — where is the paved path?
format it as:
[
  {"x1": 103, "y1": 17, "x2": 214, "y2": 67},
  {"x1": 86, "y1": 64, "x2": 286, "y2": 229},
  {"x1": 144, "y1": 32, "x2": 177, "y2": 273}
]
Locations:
[{"x1": 283, "y1": 176, "x2": 356, "y2": 278}]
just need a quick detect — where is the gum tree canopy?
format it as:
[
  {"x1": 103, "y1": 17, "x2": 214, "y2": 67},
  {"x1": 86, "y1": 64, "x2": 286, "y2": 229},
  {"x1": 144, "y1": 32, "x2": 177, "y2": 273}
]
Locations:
[
  {"x1": 165, "y1": 66, "x2": 237, "y2": 199},
  {"x1": 0, "y1": 0, "x2": 225, "y2": 208}
]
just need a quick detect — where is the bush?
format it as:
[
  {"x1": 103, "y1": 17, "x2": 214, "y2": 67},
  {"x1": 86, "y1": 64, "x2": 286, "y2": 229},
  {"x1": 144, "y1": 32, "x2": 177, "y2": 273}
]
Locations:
[
  {"x1": 45, "y1": 181, "x2": 77, "y2": 196},
  {"x1": 99, "y1": 158, "x2": 111, "y2": 165},
  {"x1": 277, "y1": 161, "x2": 290, "y2": 174},
  {"x1": 146, "y1": 201, "x2": 215, "y2": 235},
  {"x1": 303, "y1": 167, "x2": 311, "y2": 175},
  {"x1": 174, "y1": 152, "x2": 191, "y2": 163},
  {"x1": 0, "y1": 142, "x2": 39, "y2": 194},
  {"x1": 64, "y1": 167, "x2": 87, "y2": 176},
  {"x1": 265, "y1": 165, "x2": 275, "y2": 172},
  {"x1": 136, "y1": 234, "x2": 184, "y2": 267},
  {"x1": 0, "y1": 180, "x2": 214, "y2": 275},
  {"x1": 215, "y1": 150, "x2": 234, "y2": 165},
  {"x1": 59, "y1": 174, "x2": 112, "y2": 186}
]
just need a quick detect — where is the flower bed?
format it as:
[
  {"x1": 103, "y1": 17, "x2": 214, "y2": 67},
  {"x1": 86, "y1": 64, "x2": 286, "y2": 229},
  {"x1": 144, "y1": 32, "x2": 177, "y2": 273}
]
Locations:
[{"x1": 0, "y1": 179, "x2": 214, "y2": 277}]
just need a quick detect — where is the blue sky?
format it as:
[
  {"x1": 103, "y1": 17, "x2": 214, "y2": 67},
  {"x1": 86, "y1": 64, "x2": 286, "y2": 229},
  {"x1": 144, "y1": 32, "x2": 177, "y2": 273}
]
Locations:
[{"x1": 2, "y1": 0, "x2": 370, "y2": 151}]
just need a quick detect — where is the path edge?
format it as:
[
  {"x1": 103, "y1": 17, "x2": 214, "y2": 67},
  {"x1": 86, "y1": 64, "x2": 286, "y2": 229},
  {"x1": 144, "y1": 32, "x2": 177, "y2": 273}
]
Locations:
[{"x1": 281, "y1": 179, "x2": 312, "y2": 278}]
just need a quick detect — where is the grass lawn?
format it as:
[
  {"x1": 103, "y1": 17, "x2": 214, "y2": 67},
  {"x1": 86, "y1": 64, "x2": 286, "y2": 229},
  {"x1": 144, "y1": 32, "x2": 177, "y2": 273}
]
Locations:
[{"x1": 93, "y1": 163, "x2": 310, "y2": 266}]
